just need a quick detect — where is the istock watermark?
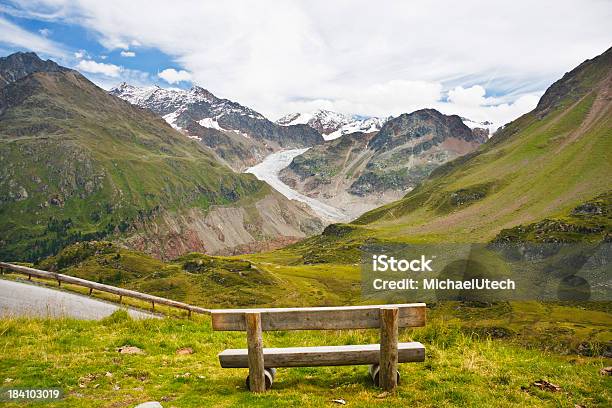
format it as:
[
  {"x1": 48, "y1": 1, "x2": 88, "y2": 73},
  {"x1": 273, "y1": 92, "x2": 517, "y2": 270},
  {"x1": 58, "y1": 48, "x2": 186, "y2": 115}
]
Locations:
[{"x1": 361, "y1": 242, "x2": 611, "y2": 302}]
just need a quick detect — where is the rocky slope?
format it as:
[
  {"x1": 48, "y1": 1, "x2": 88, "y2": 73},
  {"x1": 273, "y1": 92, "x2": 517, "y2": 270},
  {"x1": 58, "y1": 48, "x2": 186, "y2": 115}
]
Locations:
[
  {"x1": 279, "y1": 109, "x2": 487, "y2": 218},
  {"x1": 0, "y1": 52, "x2": 323, "y2": 261},
  {"x1": 277, "y1": 109, "x2": 388, "y2": 140},
  {"x1": 110, "y1": 83, "x2": 324, "y2": 171}
]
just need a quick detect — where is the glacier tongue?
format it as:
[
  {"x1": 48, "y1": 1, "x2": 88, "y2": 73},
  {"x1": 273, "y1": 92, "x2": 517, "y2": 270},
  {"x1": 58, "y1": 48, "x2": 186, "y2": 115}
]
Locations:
[{"x1": 245, "y1": 149, "x2": 348, "y2": 222}]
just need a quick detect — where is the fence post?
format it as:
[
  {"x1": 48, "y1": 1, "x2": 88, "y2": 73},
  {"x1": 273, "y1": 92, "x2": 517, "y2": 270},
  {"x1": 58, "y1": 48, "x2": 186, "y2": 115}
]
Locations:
[
  {"x1": 245, "y1": 312, "x2": 265, "y2": 392},
  {"x1": 379, "y1": 306, "x2": 399, "y2": 391}
]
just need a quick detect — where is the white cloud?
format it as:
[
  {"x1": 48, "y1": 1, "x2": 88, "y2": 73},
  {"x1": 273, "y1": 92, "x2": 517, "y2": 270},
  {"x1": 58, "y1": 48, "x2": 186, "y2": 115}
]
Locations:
[
  {"x1": 158, "y1": 68, "x2": 192, "y2": 84},
  {"x1": 120, "y1": 50, "x2": 135, "y2": 57},
  {"x1": 437, "y1": 88, "x2": 542, "y2": 130},
  {"x1": 4, "y1": 0, "x2": 611, "y2": 122},
  {"x1": 38, "y1": 28, "x2": 51, "y2": 37},
  {"x1": 76, "y1": 59, "x2": 122, "y2": 77},
  {"x1": 74, "y1": 49, "x2": 88, "y2": 59},
  {"x1": 87, "y1": 68, "x2": 152, "y2": 90},
  {"x1": 0, "y1": 16, "x2": 65, "y2": 57},
  {"x1": 447, "y1": 85, "x2": 489, "y2": 107}
]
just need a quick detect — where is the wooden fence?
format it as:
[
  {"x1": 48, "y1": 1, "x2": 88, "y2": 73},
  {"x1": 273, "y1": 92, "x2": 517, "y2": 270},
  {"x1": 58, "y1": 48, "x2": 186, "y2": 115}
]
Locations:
[{"x1": 0, "y1": 261, "x2": 210, "y2": 316}]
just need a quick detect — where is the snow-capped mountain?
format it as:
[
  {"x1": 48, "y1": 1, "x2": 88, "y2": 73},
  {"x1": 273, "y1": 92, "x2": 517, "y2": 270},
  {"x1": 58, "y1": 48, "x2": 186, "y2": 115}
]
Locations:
[
  {"x1": 460, "y1": 116, "x2": 497, "y2": 136},
  {"x1": 110, "y1": 83, "x2": 323, "y2": 170},
  {"x1": 110, "y1": 83, "x2": 267, "y2": 131},
  {"x1": 277, "y1": 109, "x2": 389, "y2": 140}
]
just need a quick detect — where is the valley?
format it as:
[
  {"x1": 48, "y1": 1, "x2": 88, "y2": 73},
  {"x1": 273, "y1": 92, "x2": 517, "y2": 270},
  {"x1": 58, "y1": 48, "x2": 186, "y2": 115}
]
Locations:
[
  {"x1": 0, "y1": 4, "x2": 610, "y2": 408},
  {"x1": 0, "y1": 46, "x2": 609, "y2": 408}
]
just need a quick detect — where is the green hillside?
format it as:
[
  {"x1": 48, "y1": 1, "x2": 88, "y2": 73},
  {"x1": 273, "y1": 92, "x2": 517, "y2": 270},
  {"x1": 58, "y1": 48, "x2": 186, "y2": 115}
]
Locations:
[
  {"x1": 0, "y1": 67, "x2": 268, "y2": 261},
  {"x1": 352, "y1": 46, "x2": 611, "y2": 242},
  {"x1": 0, "y1": 53, "x2": 327, "y2": 263}
]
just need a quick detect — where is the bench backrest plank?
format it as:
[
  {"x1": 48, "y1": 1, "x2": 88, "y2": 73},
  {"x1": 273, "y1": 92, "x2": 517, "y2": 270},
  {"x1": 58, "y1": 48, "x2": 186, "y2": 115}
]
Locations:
[{"x1": 211, "y1": 303, "x2": 426, "y2": 331}]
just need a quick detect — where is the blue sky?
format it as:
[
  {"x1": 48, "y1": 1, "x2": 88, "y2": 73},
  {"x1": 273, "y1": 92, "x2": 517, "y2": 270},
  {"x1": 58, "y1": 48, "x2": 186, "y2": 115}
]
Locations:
[
  {"x1": 0, "y1": 6, "x2": 189, "y2": 89},
  {"x1": 0, "y1": 0, "x2": 610, "y2": 128}
]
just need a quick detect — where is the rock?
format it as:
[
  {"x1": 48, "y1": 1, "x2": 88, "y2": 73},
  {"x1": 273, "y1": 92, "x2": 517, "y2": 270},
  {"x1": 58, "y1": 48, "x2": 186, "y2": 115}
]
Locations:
[
  {"x1": 600, "y1": 366, "x2": 612, "y2": 376},
  {"x1": 176, "y1": 347, "x2": 193, "y2": 355},
  {"x1": 134, "y1": 402, "x2": 163, "y2": 408},
  {"x1": 532, "y1": 380, "x2": 561, "y2": 392},
  {"x1": 331, "y1": 399, "x2": 346, "y2": 405},
  {"x1": 174, "y1": 372, "x2": 191, "y2": 379},
  {"x1": 117, "y1": 345, "x2": 144, "y2": 354}
]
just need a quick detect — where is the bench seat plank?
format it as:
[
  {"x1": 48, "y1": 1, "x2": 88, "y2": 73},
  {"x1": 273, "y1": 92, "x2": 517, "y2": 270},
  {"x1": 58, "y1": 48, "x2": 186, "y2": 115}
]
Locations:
[
  {"x1": 211, "y1": 303, "x2": 426, "y2": 331},
  {"x1": 219, "y1": 342, "x2": 425, "y2": 368}
]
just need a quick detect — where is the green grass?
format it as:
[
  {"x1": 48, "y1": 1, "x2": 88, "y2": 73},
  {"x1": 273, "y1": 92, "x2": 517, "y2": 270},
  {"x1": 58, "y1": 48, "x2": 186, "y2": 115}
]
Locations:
[{"x1": 0, "y1": 308, "x2": 610, "y2": 407}]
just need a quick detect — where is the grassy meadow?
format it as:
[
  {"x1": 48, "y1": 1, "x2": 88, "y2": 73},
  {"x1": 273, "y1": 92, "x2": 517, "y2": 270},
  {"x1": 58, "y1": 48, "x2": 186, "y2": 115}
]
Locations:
[{"x1": 1, "y1": 306, "x2": 610, "y2": 408}]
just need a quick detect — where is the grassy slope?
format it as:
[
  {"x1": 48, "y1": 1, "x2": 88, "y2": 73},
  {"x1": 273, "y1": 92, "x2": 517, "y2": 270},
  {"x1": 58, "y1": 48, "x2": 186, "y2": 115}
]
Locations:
[
  {"x1": 0, "y1": 310, "x2": 609, "y2": 408},
  {"x1": 26, "y1": 241, "x2": 359, "y2": 308},
  {"x1": 351, "y1": 49, "x2": 611, "y2": 243},
  {"x1": 0, "y1": 70, "x2": 267, "y2": 261}
]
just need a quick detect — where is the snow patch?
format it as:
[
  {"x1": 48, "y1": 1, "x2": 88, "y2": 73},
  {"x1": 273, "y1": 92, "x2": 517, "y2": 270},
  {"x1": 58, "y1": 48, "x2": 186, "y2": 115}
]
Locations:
[
  {"x1": 198, "y1": 117, "x2": 224, "y2": 130},
  {"x1": 461, "y1": 117, "x2": 498, "y2": 136},
  {"x1": 162, "y1": 111, "x2": 182, "y2": 130}
]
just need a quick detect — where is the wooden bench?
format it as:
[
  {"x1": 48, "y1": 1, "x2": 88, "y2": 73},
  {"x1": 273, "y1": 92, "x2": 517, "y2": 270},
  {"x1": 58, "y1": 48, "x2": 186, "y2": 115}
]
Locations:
[{"x1": 212, "y1": 303, "x2": 426, "y2": 392}]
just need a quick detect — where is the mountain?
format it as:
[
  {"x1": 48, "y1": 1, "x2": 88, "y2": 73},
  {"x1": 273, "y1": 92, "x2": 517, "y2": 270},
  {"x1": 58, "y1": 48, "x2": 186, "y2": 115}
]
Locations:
[
  {"x1": 110, "y1": 83, "x2": 324, "y2": 171},
  {"x1": 277, "y1": 109, "x2": 388, "y2": 140},
  {"x1": 0, "y1": 51, "x2": 68, "y2": 88},
  {"x1": 290, "y1": 46, "x2": 612, "y2": 264},
  {"x1": 279, "y1": 109, "x2": 487, "y2": 218},
  {"x1": 0, "y1": 52, "x2": 323, "y2": 262}
]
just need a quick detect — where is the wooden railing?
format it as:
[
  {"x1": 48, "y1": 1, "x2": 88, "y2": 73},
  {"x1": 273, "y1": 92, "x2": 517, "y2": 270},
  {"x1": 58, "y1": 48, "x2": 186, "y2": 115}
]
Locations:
[{"x1": 0, "y1": 262, "x2": 210, "y2": 316}]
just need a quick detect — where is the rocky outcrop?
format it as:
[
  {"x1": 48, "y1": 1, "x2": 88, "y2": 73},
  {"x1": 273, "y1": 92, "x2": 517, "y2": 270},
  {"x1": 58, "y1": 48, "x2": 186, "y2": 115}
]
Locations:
[{"x1": 0, "y1": 52, "x2": 68, "y2": 88}]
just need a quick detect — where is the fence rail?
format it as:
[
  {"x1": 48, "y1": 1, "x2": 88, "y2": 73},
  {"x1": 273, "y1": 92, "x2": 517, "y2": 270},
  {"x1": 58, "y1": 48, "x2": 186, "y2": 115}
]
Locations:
[{"x1": 0, "y1": 261, "x2": 211, "y2": 316}]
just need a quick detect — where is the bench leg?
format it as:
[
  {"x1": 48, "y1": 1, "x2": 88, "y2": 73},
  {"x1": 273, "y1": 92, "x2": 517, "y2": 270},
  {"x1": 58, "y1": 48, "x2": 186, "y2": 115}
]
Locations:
[
  {"x1": 245, "y1": 312, "x2": 266, "y2": 393},
  {"x1": 369, "y1": 364, "x2": 400, "y2": 387},
  {"x1": 246, "y1": 368, "x2": 276, "y2": 391},
  {"x1": 379, "y1": 307, "x2": 399, "y2": 391}
]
